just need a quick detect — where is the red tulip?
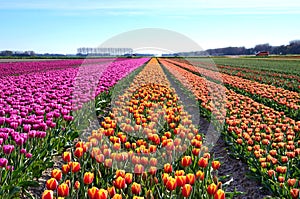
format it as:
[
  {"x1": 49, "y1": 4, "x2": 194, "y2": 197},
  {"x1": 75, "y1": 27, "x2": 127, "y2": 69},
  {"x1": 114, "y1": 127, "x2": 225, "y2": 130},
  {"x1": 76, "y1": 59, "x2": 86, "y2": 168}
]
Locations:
[
  {"x1": 114, "y1": 176, "x2": 126, "y2": 189},
  {"x1": 165, "y1": 177, "x2": 177, "y2": 191},
  {"x1": 214, "y1": 189, "x2": 225, "y2": 199},
  {"x1": 164, "y1": 163, "x2": 173, "y2": 173},
  {"x1": 74, "y1": 147, "x2": 84, "y2": 158},
  {"x1": 186, "y1": 173, "x2": 195, "y2": 185},
  {"x1": 71, "y1": 162, "x2": 81, "y2": 173},
  {"x1": 125, "y1": 173, "x2": 133, "y2": 184},
  {"x1": 62, "y1": 151, "x2": 71, "y2": 162},
  {"x1": 41, "y1": 190, "x2": 53, "y2": 199},
  {"x1": 207, "y1": 183, "x2": 218, "y2": 195},
  {"x1": 88, "y1": 187, "x2": 98, "y2": 199},
  {"x1": 57, "y1": 183, "x2": 69, "y2": 197},
  {"x1": 182, "y1": 184, "x2": 192, "y2": 197},
  {"x1": 131, "y1": 182, "x2": 142, "y2": 195},
  {"x1": 181, "y1": 156, "x2": 192, "y2": 167},
  {"x1": 84, "y1": 172, "x2": 94, "y2": 185},
  {"x1": 290, "y1": 188, "x2": 299, "y2": 199},
  {"x1": 212, "y1": 161, "x2": 221, "y2": 170},
  {"x1": 51, "y1": 169, "x2": 62, "y2": 181},
  {"x1": 74, "y1": 181, "x2": 80, "y2": 190},
  {"x1": 46, "y1": 178, "x2": 58, "y2": 190},
  {"x1": 112, "y1": 194, "x2": 122, "y2": 199},
  {"x1": 198, "y1": 157, "x2": 208, "y2": 168}
]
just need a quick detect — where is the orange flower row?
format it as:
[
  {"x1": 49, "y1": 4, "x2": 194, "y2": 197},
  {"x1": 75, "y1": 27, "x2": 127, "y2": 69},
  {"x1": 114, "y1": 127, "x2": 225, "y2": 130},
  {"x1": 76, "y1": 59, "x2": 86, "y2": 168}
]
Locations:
[
  {"x1": 159, "y1": 58, "x2": 299, "y2": 198},
  {"x1": 165, "y1": 58, "x2": 300, "y2": 111}
]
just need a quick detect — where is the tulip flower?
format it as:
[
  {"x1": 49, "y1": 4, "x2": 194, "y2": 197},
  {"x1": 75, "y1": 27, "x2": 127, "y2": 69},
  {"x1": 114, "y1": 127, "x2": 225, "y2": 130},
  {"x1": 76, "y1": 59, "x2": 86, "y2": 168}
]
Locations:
[
  {"x1": 164, "y1": 163, "x2": 173, "y2": 173},
  {"x1": 181, "y1": 184, "x2": 192, "y2": 197},
  {"x1": 207, "y1": 183, "x2": 218, "y2": 195},
  {"x1": 186, "y1": 173, "x2": 195, "y2": 185},
  {"x1": 0, "y1": 158, "x2": 8, "y2": 167},
  {"x1": 51, "y1": 169, "x2": 62, "y2": 181},
  {"x1": 114, "y1": 176, "x2": 126, "y2": 189},
  {"x1": 57, "y1": 183, "x2": 69, "y2": 197},
  {"x1": 198, "y1": 157, "x2": 208, "y2": 168},
  {"x1": 3, "y1": 144, "x2": 14, "y2": 154},
  {"x1": 83, "y1": 172, "x2": 94, "y2": 185},
  {"x1": 62, "y1": 151, "x2": 71, "y2": 162},
  {"x1": 214, "y1": 189, "x2": 225, "y2": 199},
  {"x1": 74, "y1": 147, "x2": 84, "y2": 158},
  {"x1": 212, "y1": 161, "x2": 221, "y2": 170},
  {"x1": 74, "y1": 181, "x2": 80, "y2": 190},
  {"x1": 42, "y1": 190, "x2": 53, "y2": 199},
  {"x1": 46, "y1": 178, "x2": 58, "y2": 190},
  {"x1": 125, "y1": 173, "x2": 133, "y2": 184},
  {"x1": 131, "y1": 182, "x2": 142, "y2": 195},
  {"x1": 107, "y1": 186, "x2": 116, "y2": 197},
  {"x1": 71, "y1": 162, "x2": 81, "y2": 173},
  {"x1": 112, "y1": 194, "x2": 122, "y2": 199},
  {"x1": 290, "y1": 188, "x2": 299, "y2": 199},
  {"x1": 88, "y1": 187, "x2": 98, "y2": 199},
  {"x1": 165, "y1": 177, "x2": 177, "y2": 191},
  {"x1": 181, "y1": 156, "x2": 192, "y2": 167}
]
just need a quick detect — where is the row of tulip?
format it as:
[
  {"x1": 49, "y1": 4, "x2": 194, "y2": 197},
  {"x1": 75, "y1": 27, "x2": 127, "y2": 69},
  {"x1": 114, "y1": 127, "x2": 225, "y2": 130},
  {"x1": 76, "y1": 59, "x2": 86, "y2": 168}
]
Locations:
[
  {"x1": 164, "y1": 59, "x2": 300, "y2": 121},
  {"x1": 0, "y1": 59, "x2": 117, "y2": 76},
  {"x1": 0, "y1": 58, "x2": 149, "y2": 198},
  {"x1": 184, "y1": 59, "x2": 300, "y2": 92},
  {"x1": 42, "y1": 58, "x2": 226, "y2": 199},
  {"x1": 159, "y1": 58, "x2": 300, "y2": 199}
]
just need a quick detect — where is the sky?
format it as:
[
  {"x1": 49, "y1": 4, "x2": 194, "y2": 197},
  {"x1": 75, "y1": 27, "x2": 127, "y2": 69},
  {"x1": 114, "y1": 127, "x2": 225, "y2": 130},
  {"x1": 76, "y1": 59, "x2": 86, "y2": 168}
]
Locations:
[{"x1": 0, "y1": 0, "x2": 300, "y2": 54}]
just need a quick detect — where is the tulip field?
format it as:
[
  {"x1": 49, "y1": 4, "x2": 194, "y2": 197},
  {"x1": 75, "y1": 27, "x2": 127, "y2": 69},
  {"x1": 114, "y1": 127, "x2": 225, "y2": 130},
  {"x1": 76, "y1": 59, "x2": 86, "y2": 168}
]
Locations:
[{"x1": 0, "y1": 57, "x2": 299, "y2": 199}]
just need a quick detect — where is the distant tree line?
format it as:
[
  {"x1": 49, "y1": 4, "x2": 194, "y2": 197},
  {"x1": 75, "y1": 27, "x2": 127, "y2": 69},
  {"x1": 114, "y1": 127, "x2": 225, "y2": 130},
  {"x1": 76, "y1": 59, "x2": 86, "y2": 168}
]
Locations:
[
  {"x1": 205, "y1": 40, "x2": 300, "y2": 56},
  {"x1": 0, "y1": 50, "x2": 36, "y2": 57}
]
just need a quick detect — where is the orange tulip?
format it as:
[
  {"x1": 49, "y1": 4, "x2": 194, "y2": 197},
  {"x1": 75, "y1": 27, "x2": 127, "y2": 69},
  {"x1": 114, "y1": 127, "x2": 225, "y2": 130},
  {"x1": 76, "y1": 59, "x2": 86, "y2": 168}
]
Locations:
[
  {"x1": 41, "y1": 190, "x2": 53, "y2": 199},
  {"x1": 112, "y1": 194, "x2": 122, "y2": 199},
  {"x1": 84, "y1": 172, "x2": 94, "y2": 184},
  {"x1": 212, "y1": 161, "x2": 221, "y2": 170},
  {"x1": 115, "y1": 170, "x2": 126, "y2": 178},
  {"x1": 46, "y1": 178, "x2": 58, "y2": 190},
  {"x1": 74, "y1": 147, "x2": 84, "y2": 158},
  {"x1": 164, "y1": 163, "x2": 173, "y2": 173},
  {"x1": 198, "y1": 157, "x2": 208, "y2": 168},
  {"x1": 62, "y1": 151, "x2": 71, "y2": 162},
  {"x1": 186, "y1": 173, "x2": 195, "y2": 185},
  {"x1": 165, "y1": 177, "x2": 177, "y2": 191},
  {"x1": 96, "y1": 189, "x2": 108, "y2": 199},
  {"x1": 214, "y1": 189, "x2": 225, "y2": 199},
  {"x1": 196, "y1": 170, "x2": 205, "y2": 181},
  {"x1": 107, "y1": 186, "x2": 116, "y2": 197},
  {"x1": 290, "y1": 188, "x2": 299, "y2": 199},
  {"x1": 71, "y1": 162, "x2": 81, "y2": 173},
  {"x1": 181, "y1": 156, "x2": 192, "y2": 167},
  {"x1": 131, "y1": 182, "x2": 142, "y2": 195},
  {"x1": 276, "y1": 166, "x2": 287, "y2": 174},
  {"x1": 114, "y1": 176, "x2": 126, "y2": 189},
  {"x1": 62, "y1": 164, "x2": 70, "y2": 174},
  {"x1": 51, "y1": 169, "x2": 62, "y2": 181},
  {"x1": 57, "y1": 183, "x2": 69, "y2": 197},
  {"x1": 88, "y1": 187, "x2": 98, "y2": 199},
  {"x1": 287, "y1": 178, "x2": 297, "y2": 187},
  {"x1": 181, "y1": 184, "x2": 192, "y2": 197},
  {"x1": 74, "y1": 181, "x2": 80, "y2": 190},
  {"x1": 176, "y1": 175, "x2": 186, "y2": 187},
  {"x1": 207, "y1": 183, "x2": 218, "y2": 195},
  {"x1": 125, "y1": 173, "x2": 133, "y2": 184}
]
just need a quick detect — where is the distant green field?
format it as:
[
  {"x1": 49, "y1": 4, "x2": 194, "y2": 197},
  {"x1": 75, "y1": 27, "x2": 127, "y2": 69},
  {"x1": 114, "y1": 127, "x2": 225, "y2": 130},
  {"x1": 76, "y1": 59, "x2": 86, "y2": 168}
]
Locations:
[{"x1": 210, "y1": 57, "x2": 300, "y2": 75}]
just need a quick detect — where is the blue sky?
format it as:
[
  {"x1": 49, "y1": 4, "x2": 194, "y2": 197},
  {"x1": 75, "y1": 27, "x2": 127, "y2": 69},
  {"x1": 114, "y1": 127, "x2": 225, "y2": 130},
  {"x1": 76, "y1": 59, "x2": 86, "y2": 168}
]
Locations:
[{"x1": 0, "y1": 0, "x2": 300, "y2": 54}]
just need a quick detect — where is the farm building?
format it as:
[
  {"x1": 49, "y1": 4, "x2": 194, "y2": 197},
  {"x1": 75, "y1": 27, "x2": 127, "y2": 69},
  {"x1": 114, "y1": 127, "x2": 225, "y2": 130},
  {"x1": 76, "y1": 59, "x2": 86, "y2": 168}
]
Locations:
[{"x1": 255, "y1": 51, "x2": 269, "y2": 56}]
